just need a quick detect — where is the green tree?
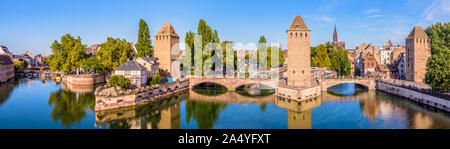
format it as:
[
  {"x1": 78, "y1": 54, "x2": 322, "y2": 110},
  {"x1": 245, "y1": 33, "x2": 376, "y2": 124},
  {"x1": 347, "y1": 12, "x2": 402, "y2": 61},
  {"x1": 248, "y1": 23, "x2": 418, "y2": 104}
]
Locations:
[
  {"x1": 329, "y1": 47, "x2": 351, "y2": 76},
  {"x1": 13, "y1": 61, "x2": 25, "y2": 71},
  {"x1": 310, "y1": 47, "x2": 317, "y2": 67},
  {"x1": 48, "y1": 34, "x2": 87, "y2": 73},
  {"x1": 80, "y1": 56, "x2": 106, "y2": 72},
  {"x1": 312, "y1": 44, "x2": 332, "y2": 70},
  {"x1": 221, "y1": 40, "x2": 236, "y2": 75},
  {"x1": 183, "y1": 19, "x2": 222, "y2": 76},
  {"x1": 109, "y1": 75, "x2": 131, "y2": 89},
  {"x1": 96, "y1": 37, "x2": 134, "y2": 71},
  {"x1": 148, "y1": 72, "x2": 163, "y2": 85},
  {"x1": 256, "y1": 36, "x2": 285, "y2": 69},
  {"x1": 257, "y1": 36, "x2": 268, "y2": 69},
  {"x1": 425, "y1": 22, "x2": 450, "y2": 90},
  {"x1": 136, "y1": 19, "x2": 152, "y2": 57}
]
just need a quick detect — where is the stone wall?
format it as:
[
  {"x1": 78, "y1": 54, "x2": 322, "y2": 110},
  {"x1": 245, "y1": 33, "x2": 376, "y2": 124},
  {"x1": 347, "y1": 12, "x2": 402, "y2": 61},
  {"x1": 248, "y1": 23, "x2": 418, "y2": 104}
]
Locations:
[
  {"x1": 95, "y1": 79, "x2": 189, "y2": 111},
  {"x1": 377, "y1": 82, "x2": 449, "y2": 112},
  {"x1": 65, "y1": 73, "x2": 106, "y2": 85},
  {"x1": 0, "y1": 64, "x2": 14, "y2": 83},
  {"x1": 276, "y1": 86, "x2": 321, "y2": 101}
]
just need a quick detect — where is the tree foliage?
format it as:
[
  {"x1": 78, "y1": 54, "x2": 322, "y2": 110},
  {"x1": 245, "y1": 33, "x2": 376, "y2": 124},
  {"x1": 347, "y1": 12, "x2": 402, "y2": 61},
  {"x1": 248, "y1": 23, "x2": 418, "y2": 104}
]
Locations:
[
  {"x1": 48, "y1": 34, "x2": 87, "y2": 73},
  {"x1": 13, "y1": 61, "x2": 25, "y2": 71},
  {"x1": 96, "y1": 37, "x2": 134, "y2": 71},
  {"x1": 148, "y1": 72, "x2": 163, "y2": 85},
  {"x1": 311, "y1": 42, "x2": 351, "y2": 76},
  {"x1": 329, "y1": 47, "x2": 351, "y2": 76},
  {"x1": 425, "y1": 22, "x2": 450, "y2": 90},
  {"x1": 183, "y1": 19, "x2": 222, "y2": 76},
  {"x1": 136, "y1": 19, "x2": 152, "y2": 57},
  {"x1": 312, "y1": 44, "x2": 332, "y2": 70},
  {"x1": 80, "y1": 56, "x2": 106, "y2": 72},
  {"x1": 256, "y1": 35, "x2": 286, "y2": 69},
  {"x1": 109, "y1": 75, "x2": 131, "y2": 89}
]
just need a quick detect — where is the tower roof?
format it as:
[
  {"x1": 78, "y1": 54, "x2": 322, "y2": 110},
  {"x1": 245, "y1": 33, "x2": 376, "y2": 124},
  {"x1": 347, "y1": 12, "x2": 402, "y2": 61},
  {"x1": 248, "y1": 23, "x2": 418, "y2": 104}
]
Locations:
[
  {"x1": 407, "y1": 26, "x2": 429, "y2": 39},
  {"x1": 156, "y1": 22, "x2": 179, "y2": 37},
  {"x1": 288, "y1": 16, "x2": 309, "y2": 31}
]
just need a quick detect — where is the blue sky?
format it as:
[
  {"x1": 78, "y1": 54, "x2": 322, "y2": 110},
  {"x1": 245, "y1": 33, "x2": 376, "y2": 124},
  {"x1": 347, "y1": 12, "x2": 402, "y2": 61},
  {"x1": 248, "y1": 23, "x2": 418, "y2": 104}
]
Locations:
[{"x1": 0, "y1": 0, "x2": 449, "y2": 55}]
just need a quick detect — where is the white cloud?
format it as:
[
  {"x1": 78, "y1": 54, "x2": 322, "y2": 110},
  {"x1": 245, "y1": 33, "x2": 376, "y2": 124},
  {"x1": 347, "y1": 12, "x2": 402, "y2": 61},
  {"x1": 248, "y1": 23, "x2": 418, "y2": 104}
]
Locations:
[
  {"x1": 423, "y1": 0, "x2": 450, "y2": 21},
  {"x1": 314, "y1": 16, "x2": 334, "y2": 22},
  {"x1": 368, "y1": 14, "x2": 383, "y2": 18},
  {"x1": 363, "y1": 9, "x2": 380, "y2": 15}
]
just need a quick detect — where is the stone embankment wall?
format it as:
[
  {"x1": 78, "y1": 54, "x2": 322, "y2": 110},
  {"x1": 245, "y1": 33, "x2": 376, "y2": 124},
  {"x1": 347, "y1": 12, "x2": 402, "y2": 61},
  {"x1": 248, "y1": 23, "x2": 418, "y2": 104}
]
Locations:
[
  {"x1": 95, "y1": 79, "x2": 189, "y2": 111},
  {"x1": 65, "y1": 73, "x2": 106, "y2": 85},
  {"x1": 377, "y1": 81, "x2": 449, "y2": 112},
  {"x1": 276, "y1": 86, "x2": 321, "y2": 101}
]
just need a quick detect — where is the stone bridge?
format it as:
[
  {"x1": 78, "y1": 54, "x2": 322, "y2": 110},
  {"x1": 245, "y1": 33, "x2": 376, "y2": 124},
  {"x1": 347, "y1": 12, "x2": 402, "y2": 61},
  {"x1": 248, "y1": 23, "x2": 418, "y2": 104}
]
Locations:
[
  {"x1": 188, "y1": 77, "x2": 278, "y2": 90},
  {"x1": 319, "y1": 78, "x2": 376, "y2": 91}
]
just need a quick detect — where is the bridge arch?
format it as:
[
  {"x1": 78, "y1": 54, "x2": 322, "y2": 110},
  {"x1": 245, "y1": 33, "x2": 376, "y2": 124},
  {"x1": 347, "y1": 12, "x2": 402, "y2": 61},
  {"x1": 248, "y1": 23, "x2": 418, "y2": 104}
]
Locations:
[
  {"x1": 327, "y1": 82, "x2": 369, "y2": 90},
  {"x1": 192, "y1": 82, "x2": 228, "y2": 90},
  {"x1": 188, "y1": 78, "x2": 277, "y2": 91},
  {"x1": 320, "y1": 78, "x2": 376, "y2": 91}
]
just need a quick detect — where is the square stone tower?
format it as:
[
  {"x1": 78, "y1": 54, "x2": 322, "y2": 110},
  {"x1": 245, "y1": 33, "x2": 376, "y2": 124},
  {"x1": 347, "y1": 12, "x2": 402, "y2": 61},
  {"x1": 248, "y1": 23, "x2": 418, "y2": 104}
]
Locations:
[
  {"x1": 405, "y1": 26, "x2": 431, "y2": 82},
  {"x1": 287, "y1": 16, "x2": 311, "y2": 88},
  {"x1": 154, "y1": 22, "x2": 180, "y2": 76}
]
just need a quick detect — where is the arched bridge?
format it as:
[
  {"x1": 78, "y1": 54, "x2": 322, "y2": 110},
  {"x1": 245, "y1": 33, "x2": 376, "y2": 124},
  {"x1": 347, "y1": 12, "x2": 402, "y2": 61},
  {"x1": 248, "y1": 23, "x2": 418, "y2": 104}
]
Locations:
[
  {"x1": 188, "y1": 77, "x2": 278, "y2": 90},
  {"x1": 319, "y1": 78, "x2": 376, "y2": 91},
  {"x1": 188, "y1": 90, "x2": 275, "y2": 104}
]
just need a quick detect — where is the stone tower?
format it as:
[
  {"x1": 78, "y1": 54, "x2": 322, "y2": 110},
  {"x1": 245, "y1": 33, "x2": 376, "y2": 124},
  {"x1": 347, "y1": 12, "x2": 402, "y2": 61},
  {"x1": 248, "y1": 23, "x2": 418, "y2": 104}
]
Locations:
[
  {"x1": 333, "y1": 24, "x2": 338, "y2": 46},
  {"x1": 287, "y1": 16, "x2": 311, "y2": 88},
  {"x1": 154, "y1": 22, "x2": 180, "y2": 76},
  {"x1": 405, "y1": 26, "x2": 431, "y2": 82}
]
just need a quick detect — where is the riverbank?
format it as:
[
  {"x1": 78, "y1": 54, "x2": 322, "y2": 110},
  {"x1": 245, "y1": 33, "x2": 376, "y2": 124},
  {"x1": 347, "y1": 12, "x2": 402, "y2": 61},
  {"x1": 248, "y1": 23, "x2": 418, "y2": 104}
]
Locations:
[
  {"x1": 377, "y1": 81, "x2": 450, "y2": 112},
  {"x1": 94, "y1": 79, "x2": 189, "y2": 111}
]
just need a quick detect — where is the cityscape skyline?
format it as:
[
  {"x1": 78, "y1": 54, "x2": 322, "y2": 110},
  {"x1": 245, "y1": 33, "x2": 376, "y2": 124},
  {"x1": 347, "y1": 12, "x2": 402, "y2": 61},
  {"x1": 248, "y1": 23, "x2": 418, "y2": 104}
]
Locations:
[{"x1": 1, "y1": 0, "x2": 449, "y2": 55}]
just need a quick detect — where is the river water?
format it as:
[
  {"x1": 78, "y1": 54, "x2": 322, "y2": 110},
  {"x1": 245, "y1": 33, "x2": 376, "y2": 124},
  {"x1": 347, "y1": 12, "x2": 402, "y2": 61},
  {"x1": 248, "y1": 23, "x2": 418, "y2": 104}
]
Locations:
[{"x1": 0, "y1": 78, "x2": 449, "y2": 129}]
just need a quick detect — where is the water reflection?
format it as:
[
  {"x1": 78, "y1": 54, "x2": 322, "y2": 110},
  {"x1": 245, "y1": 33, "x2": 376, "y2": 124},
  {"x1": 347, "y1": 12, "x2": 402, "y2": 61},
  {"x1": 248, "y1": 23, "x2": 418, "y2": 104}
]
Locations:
[
  {"x1": 95, "y1": 94, "x2": 185, "y2": 129},
  {"x1": 185, "y1": 100, "x2": 227, "y2": 129},
  {"x1": 48, "y1": 89, "x2": 95, "y2": 128},
  {"x1": 0, "y1": 83, "x2": 15, "y2": 106},
  {"x1": 0, "y1": 78, "x2": 449, "y2": 129},
  {"x1": 275, "y1": 97, "x2": 321, "y2": 129}
]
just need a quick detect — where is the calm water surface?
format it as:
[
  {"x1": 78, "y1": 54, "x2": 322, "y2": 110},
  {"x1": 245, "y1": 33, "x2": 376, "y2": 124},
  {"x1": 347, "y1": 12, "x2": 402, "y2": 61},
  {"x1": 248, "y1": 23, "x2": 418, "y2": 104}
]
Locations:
[{"x1": 0, "y1": 78, "x2": 449, "y2": 129}]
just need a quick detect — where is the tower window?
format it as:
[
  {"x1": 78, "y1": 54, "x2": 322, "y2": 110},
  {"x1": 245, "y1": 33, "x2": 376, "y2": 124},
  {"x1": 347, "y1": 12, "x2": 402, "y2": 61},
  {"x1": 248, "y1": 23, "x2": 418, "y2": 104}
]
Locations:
[
  {"x1": 290, "y1": 33, "x2": 293, "y2": 38},
  {"x1": 305, "y1": 32, "x2": 308, "y2": 37},
  {"x1": 295, "y1": 33, "x2": 297, "y2": 38},
  {"x1": 300, "y1": 33, "x2": 303, "y2": 38}
]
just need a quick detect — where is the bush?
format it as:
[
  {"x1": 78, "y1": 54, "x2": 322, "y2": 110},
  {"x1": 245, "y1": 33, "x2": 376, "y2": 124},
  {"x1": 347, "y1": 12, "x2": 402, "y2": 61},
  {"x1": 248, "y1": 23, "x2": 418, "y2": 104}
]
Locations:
[
  {"x1": 148, "y1": 72, "x2": 163, "y2": 85},
  {"x1": 109, "y1": 75, "x2": 131, "y2": 89}
]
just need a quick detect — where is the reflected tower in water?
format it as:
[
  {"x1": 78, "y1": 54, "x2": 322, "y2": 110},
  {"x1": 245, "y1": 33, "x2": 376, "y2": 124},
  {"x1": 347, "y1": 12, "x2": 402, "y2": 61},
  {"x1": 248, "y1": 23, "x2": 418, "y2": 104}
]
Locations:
[{"x1": 275, "y1": 97, "x2": 321, "y2": 129}]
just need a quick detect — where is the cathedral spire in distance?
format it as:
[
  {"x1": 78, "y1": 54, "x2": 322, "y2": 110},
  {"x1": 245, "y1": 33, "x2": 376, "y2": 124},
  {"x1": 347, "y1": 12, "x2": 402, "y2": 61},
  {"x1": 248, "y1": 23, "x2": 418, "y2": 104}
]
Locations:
[{"x1": 333, "y1": 24, "x2": 338, "y2": 45}]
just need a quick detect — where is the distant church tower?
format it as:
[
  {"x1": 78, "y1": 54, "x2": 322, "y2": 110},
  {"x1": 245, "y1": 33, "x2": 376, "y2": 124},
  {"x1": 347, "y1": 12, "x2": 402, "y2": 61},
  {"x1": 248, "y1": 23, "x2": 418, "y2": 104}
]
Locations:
[
  {"x1": 405, "y1": 26, "x2": 431, "y2": 82},
  {"x1": 287, "y1": 16, "x2": 311, "y2": 88},
  {"x1": 333, "y1": 24, "x2": 338, "y2": 46},
  {"x1": 154, "y1": 22, "x2": 180, "y2": 76}
]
